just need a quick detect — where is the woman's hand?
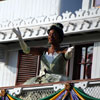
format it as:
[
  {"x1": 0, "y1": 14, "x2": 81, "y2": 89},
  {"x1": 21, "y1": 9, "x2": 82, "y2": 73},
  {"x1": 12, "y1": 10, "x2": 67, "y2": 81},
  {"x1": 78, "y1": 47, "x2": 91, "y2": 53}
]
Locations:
[
  {"x1": 13, "y1": 27, "x2": 22, "y2": 38},
  {"x1": 65, "y1": 46, "x2": 74, "y2": 59},
  {"x1": 67, "y1": 46, "x2": 74, "y2": 53}
]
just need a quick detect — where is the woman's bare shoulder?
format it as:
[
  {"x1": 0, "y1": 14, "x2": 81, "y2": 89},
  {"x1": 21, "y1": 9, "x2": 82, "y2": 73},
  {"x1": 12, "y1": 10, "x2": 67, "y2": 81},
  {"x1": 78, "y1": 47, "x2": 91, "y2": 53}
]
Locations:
[{"x1": 30, "y1": 47, "x2": 48, "y2": 55}]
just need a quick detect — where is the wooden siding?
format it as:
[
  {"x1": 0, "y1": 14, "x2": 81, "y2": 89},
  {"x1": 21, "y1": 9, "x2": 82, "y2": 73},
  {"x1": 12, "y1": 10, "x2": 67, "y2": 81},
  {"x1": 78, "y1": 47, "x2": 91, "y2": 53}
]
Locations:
[
  {"x1": 0, "y1": 0, "x2": 60, "y2": 20},
  {"x1": 91, "y1": 42, "x2": 100, "y2": 78},
  {"x1": 0, "y1": 50, "x2": 18, "y2": 87}
]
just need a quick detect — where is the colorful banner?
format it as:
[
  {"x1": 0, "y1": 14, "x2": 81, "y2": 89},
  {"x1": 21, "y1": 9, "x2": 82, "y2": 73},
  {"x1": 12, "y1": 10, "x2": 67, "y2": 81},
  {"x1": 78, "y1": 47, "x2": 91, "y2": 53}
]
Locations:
[
  {"x1": 1, "y1": 86, "x2": 100, "y2": 100},
  {"x1": 0, "y1": 93, "x2": 22, "y2": 100},
  {"x1": 40, "y1": 87, "x2": 100, "y2": 100}
]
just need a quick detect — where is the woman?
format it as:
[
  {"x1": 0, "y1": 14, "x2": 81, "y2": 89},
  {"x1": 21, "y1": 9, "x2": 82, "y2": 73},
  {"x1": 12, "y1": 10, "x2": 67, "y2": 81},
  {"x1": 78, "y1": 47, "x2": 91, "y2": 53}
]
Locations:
[{"x1": 13, "y1": 23, "x2": 74, "y2": 84}]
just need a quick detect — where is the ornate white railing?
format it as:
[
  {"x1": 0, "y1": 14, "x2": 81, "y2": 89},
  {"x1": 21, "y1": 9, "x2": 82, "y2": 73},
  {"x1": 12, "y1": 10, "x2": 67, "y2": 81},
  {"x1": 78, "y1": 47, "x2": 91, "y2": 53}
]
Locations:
[
  {"x1": 0, "y1": 79, "x2": 100, "y2": 100},
  {"x1": 0, "y1": 7, "x2": 100, "y2": 42}
]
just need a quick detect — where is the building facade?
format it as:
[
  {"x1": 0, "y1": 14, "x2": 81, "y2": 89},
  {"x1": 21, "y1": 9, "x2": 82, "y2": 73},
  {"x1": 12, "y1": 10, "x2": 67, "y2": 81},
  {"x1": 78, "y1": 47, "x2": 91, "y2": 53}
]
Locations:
[{"x1": 0, "y1": 0, "x2": 100, "y2": 89}]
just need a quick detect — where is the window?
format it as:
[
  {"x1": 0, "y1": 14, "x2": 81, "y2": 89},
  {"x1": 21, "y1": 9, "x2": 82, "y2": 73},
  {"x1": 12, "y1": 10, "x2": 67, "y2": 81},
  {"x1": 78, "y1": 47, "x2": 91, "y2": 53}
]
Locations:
[
  {"x1": 72, "y1": 44, "x2": 93, "y2": 80},
  {"x1": 93, "y1": 0, "x2": 100, "y2": 7},
  {"x1": 16, "y1": 50, "x2": 40, "y2": 85}
]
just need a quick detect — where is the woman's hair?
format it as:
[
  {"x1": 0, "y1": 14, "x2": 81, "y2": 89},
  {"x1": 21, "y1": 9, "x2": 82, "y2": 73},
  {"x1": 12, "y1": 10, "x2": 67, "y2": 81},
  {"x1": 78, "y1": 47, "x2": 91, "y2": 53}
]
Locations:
[{"x1": 47, "y1": 23, "x2": 64, "y2": 43}]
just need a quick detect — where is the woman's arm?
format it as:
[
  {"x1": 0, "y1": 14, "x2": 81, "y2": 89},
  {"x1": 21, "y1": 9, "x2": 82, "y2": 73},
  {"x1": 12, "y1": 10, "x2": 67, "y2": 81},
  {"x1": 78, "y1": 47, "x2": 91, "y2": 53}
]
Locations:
[
  {"x1": 13, "y1": 28, "x2": 47, "y2": 55},
  {"x1": 13, "y1": 28, "x2": 30, "y2": 54}
]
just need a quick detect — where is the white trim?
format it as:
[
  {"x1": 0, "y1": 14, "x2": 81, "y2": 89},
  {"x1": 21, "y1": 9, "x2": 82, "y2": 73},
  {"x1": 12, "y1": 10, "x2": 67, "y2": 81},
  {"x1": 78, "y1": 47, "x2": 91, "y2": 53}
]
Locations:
[{"x1": 0, "y1": 8, "x2": 100, "y2": 42}]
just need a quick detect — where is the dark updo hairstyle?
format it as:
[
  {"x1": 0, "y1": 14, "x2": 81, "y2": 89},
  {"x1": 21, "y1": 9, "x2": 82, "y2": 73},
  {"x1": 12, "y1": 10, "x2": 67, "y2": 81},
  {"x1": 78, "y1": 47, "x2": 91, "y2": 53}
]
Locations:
[{"x1": 47, "y1": 23, "x2": 64, "y2": 43}]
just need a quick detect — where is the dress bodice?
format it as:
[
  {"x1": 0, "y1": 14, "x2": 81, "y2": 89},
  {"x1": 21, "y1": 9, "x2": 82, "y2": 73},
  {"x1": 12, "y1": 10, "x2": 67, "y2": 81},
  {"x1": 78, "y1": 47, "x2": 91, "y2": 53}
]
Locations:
[
  {"x1": 39, "y1": 52, "x2": 67, "y2": 76},
  {"x1": 44, "y1": 52, "x2": 59, "y2": 64},
  {"x1": 24, "y1": 51, "x2": 70, "y2": 85}
]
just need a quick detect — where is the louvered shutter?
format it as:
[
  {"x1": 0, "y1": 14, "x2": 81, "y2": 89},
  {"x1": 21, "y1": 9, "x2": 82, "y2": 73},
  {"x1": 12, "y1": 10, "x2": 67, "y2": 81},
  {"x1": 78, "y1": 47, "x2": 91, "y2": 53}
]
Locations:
[{"x1": 16, "y1": 50, "x2": 40, "y2": 85}]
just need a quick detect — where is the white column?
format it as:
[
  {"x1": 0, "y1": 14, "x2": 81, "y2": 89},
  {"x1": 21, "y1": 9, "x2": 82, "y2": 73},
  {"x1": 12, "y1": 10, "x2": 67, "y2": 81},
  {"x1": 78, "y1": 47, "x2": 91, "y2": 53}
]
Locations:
[
  {"x1": 91, "y1": 42, "x2": 100, "y2": 78},
  {"x1": 82, "y1": 0, "x2": 93, "y2": 10}
]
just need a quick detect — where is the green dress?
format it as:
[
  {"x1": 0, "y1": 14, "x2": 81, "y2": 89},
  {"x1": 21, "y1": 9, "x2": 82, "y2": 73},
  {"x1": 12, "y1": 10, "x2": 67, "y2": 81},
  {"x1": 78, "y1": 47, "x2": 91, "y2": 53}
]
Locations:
[{"x1": 24, "y1": 52, "x2": 70, "y2": 85}]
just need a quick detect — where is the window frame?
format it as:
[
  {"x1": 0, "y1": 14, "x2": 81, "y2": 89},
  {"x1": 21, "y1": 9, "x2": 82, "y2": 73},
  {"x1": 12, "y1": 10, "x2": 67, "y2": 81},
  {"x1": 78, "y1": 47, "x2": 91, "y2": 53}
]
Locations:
[
  {"x1": 16, "y1": 50, "x2": 40, "y2": 85},
  {"x1": 93, "y1": 0, "x2": 100, "y2": 7},
  {"x1": 72, "y1": 43, "x2": 93, "y2": 80}
]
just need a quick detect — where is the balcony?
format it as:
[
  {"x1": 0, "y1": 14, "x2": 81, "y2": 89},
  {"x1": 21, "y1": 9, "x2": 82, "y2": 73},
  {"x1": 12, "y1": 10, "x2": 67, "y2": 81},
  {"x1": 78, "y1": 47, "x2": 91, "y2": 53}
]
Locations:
[{"x1": 0, "y1": 78, "x2": 100, "y2": 100}]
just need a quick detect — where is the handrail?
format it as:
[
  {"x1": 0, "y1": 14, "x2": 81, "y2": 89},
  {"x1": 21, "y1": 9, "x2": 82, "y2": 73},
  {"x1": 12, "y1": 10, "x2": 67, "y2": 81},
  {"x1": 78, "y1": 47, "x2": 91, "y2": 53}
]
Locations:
[{"x1": 1, "y1": 78, "x2": 100, "y2": 90}]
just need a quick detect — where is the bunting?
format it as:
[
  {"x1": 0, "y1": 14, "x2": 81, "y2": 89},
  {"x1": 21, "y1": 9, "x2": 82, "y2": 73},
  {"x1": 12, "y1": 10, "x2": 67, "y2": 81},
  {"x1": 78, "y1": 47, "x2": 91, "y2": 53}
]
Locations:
[
  {"x1": 1, "y1": 84, "x2": 100, "y2": 100},
  {"x1": 40, "y1": 83, "x2": 100, "y2": 100},
  {"x1": 0, "y1": 89, "x2": 22, "y2": 100}
]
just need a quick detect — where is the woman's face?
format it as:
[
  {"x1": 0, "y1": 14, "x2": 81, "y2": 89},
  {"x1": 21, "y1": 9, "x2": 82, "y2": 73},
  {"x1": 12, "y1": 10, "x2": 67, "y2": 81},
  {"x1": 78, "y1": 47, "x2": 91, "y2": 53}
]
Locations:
[{"x1": 48, "y1": 29, "x2": 60, "y2": 45}]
